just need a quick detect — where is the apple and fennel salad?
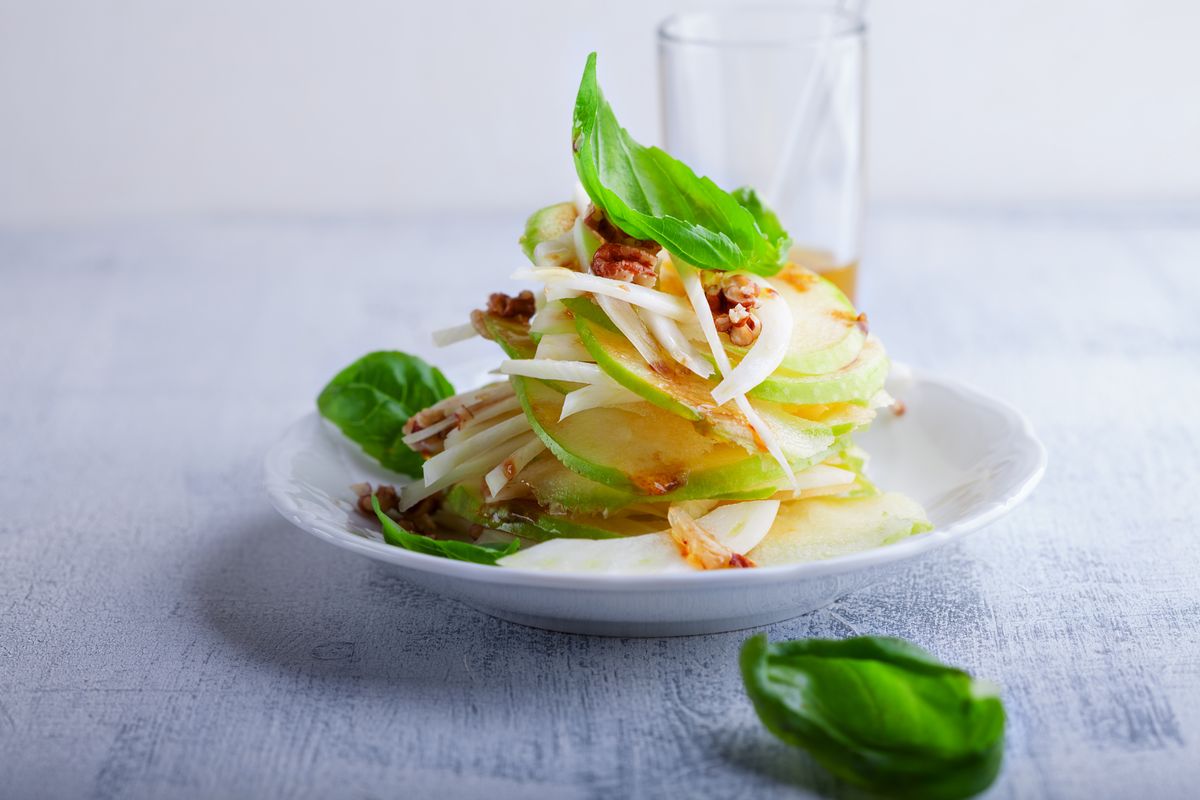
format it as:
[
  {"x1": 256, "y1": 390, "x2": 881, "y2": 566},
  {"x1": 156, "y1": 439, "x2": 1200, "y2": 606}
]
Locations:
[{"x1": 318, "y1": 53, "x2": 930, "y2": 573}]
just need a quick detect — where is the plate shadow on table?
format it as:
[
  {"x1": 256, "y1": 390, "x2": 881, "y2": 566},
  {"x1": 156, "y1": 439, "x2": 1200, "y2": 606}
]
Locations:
[{"x1": 187, "y1": 513, "x2": 941, "y2": 800}]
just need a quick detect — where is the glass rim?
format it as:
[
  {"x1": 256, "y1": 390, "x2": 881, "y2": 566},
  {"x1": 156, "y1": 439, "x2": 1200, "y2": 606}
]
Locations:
[{"x1": 658, "y1": 4, "x2": 866, "y2": 50}]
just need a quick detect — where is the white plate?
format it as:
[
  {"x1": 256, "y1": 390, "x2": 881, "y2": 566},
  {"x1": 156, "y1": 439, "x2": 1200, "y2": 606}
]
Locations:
[{"x1": 264, "y1": 365, "x2": 1045, "y2": 636}]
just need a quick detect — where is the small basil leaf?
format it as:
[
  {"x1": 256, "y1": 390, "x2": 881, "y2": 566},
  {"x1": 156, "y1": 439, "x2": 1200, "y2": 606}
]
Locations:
[
  {"x1": 317, "y1": 351, "x2": 455, "y2": 477},
  {"x1": 572, "y1": 53, "x2": 785, "y2": 276},
  {"x1": 741, "y1": 634, "x2": 1005, "y2": 800},
  {"x1": 732, "y1": 187, "x2": 791, "y2": 263},
  {"x1": 372, "y1": 495, "x2": 519, "y2": 565}
]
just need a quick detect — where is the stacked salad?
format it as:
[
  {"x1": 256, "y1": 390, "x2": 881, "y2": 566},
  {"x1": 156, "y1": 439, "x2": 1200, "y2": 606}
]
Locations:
[{"x1": 318, "y1": 54, "x2": 930, "y2": 573}]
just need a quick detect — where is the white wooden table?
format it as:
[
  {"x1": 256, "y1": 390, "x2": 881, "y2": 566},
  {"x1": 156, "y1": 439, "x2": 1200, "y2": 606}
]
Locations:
[{"x1": 2, "y1": 207, "x2": 1198, "y2": 799}]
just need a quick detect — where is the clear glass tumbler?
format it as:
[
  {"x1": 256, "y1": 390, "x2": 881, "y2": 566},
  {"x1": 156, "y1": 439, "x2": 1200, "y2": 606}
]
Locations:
[{"x1": 659, "y1": 4, "x2": 865, "y2": 299}]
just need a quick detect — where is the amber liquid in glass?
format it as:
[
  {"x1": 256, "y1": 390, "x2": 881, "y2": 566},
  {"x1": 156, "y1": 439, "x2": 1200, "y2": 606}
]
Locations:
[{"x1": 788, "y1": 245, "x2": 858, "y2": 302}]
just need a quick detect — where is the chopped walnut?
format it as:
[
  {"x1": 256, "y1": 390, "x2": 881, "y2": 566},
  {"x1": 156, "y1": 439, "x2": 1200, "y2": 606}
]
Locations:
[
  {"x1": 590, "y1": 243, "x2": 658, "y2": 287},
  {"x1": 353, "y1": 482, "x2": 398, "y2": 516},
  {"x1": 703, "y1": 271, "x2": 764, "y2": 345},
  {"x1": 402, "y1": 407, "x2": 451, "y2": 455},
  {"x1": 705, "y1": 283, "x2": 724, "y2": 313},
  {"x1": 727, "y1": 303, "x2": 751, "y2": 326},
  {"x1": 729, "y1": 315, "x2": 761, "y2": 346},
  {"x1": 726, "y1": 302, "x2": 761, "y2": 346},
  {"x1": 721, "y1": 274, "x2": 759, "y2": 308},
  {"x1": 584, "y1": 205, "x2": 659, "y2": 251},
  {"x1": 353, "y1": 483, "x2": 445, "y2": 536},
  {"x1": 486, "y1": 290, "x2": 536, "y2": 319},
  {"x1": 667, "y1": 506, "x2": 756, "y2": 570}
]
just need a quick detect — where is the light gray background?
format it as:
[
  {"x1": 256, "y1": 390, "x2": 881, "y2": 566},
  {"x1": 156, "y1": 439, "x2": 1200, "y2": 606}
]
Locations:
[
  {"x1": 2, "y1": 207, "x2": 1198, "y2": 798},
  {"x1": 2, "y1": 0, "x2": 1199, "y2": 223},
  {"x1": 3, "y1": 1, "x2": 1199, "y2": 797}
]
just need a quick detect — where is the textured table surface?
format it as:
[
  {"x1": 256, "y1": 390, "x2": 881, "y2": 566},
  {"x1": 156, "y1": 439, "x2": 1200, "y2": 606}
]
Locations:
[{"x1": 2, "y1": 207, "x2": 1199, "y2": 799}]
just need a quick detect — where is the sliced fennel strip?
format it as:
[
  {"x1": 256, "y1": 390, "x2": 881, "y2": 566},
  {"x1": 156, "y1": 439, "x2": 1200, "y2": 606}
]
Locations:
[
  {"x1": 401, "y1": 431, "x2": 539, "y2": 510},
  {"x1": 484, "y1": 436, "x2": 548, "y2": 497},
  {"x1": 422, "y1": 413, "x2": 531, "y2": 486},
  {"x1": 514, "y1": 268, "x2": 693, "y2": 321},
  {"x1": 431, "y1": 321, "x2": 479, "y2": 347},
  {"x1": 710, "y1": 275, "x2": 793, "y2": 405},
  {"x1": 559, "y1": 382, "x2": 643, "y2": 421},
  {"x1": 636, "y1": 305, "x2": 714, "y2": 378},
  {"x1": 595, "y1": 294, "x2": 665, "y2": 372},
  {"x1": 498, "y1": 359, "x2": 607, "y2": 384},
  {"x1": 676, "y1": 260, "x2": 798, "y2": 491},
  {"x1": 534, "y1": 333, "x2": 595, "y2": 363}
]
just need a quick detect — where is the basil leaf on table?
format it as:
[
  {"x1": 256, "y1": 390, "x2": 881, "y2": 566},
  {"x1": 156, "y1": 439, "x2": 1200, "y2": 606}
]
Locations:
[
  {"x1": 372, "y1": 496, "x2": 519, "y2": 565},
  {"x1": 741, "y1": 635, "x2": 1005, "y2": 800},
  {"x1": 571, "y1": 52, "x2": 785, "y2": 276},
  {"x1": 317, "y1": 351, "x2": 455, "y2": 477}
]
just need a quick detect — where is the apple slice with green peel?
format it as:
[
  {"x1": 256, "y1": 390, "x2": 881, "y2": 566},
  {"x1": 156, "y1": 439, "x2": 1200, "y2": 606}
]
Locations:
[
  {"x1": 748, "y1": 492, "x2": 932, "y2": 566},
  {"x1": 514, "y1": 375, "x2": 761, "y2": 494},
  {"x1": 480, "y1": 313, "x2": 536, "y2": 360},
  {"x1": 726, "y1": 266, "x2": 866, "y2": 375},
  {"x1": 443, "y1": 482, "x2": 660, "y2": 541},
  {"x1": 563, "y1": 296, "x2": 863, "y2": 456},
  {"x1": 514, "y1": 441, "x2": 857, "y2": 515},
  {"x1": 498, "y1": 500, "x2": 780, "y2": 573},
  {"x1": 561, "y1": 293, "x2": 873, "y2": 455},
  {"x1": 519, "y1": 202, "x2": 578, "y2": 263},
  {"x1": 512, "y1": 375, "x2": 846, "y2": 497},
  {"x1": 747, "y1": 336, "x2": 890, "y2": 405}
]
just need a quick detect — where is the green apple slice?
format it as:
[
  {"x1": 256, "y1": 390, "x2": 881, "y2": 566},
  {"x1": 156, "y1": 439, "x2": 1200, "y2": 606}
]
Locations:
[
  {"x1": 443, "y1": 482, "x2": 659, "y2": 541},
  {"x1": 480, "y1": 313, "x2": 536, "y2": 359},
  {"x1": 563, "y1": 297, "x2": 850, "y2": 456},
  {"x1": 748, "y1": 492, "x2": 932, "y2": 566},
  {"x1": 519, "y1": 202, "x2": 577, "y2": 262},
  {"x1": 497, "y1": 500, "x2": 780, "y2": 573},
  {"x1": 513, "y1": 375, "x2": 847, "y2": 497},
  {"x1": 727, "y1": 267, "x2": 866, "y2": 375},
  {"x1": 747, "y1": 336, "x2": 890, "y2": 405}
]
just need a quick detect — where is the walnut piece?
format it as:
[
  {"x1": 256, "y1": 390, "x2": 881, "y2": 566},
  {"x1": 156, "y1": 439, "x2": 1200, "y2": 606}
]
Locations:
[
  {"x1": 486, "y1": 290, "x2": 536, "y2": 319},
  {"x1": 590, "y1": 243, "x2": 658, "y2": 287},
  {"x1": 721, "y1": 273, "x2": 759, "y2": 308},
  {"x1": 402, "y1": 407, "x2": 451, "y2": 455}
]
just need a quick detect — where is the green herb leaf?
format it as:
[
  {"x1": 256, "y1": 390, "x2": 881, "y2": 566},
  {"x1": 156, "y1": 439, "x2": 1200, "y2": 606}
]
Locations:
[
  {"x1": 740, "y1": 634, "x2": 1005, "y2": 800},
  {"x1": 732, "y1": 187, "x2": 791, "y2": 263},
  {"x1": 372, "y1": 496, "x2": 519, "y2": 565},
  {"x1": 317, "y1": 351, "x2": 455, "y2": 477},
  {"x1": 571, "y1": 53, "x2": 785, "y2": 276}
]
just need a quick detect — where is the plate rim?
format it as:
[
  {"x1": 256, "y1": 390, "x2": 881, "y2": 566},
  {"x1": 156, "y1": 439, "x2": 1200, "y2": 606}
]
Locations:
[{"x1": 264, "y1": 365, "x2": 1046, "y2": 591}]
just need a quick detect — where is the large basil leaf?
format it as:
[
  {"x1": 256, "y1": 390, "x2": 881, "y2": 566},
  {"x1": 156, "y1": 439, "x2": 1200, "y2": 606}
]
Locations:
[
  {"x1": 317, "y1": 351, "x2": 455, "y2": 477},
  {"x1": 373, "y1": 496, "x2": 519, "y2": 565},
  {"x1": 741, "y1": 635, "x2": 1005, "y2": 800},
  {"x1": 732, "y1": 187, "x2": 790, "y2": 263},
  {"x1": 571, "y1": 53, "x2": 785, "y2": 276}
]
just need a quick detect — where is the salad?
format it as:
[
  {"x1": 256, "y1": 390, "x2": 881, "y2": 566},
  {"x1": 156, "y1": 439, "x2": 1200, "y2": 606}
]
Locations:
[{"x1": 318, "y1": 53, "x2": 930, "y2": 573}]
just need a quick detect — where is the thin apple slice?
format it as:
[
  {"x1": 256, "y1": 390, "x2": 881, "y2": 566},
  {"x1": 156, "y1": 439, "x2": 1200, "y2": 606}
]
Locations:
[
  {"x1": 443, "y1": 483, "x2": 660, "y2": 542},
  {"x1": 748, "y1": 492, "x2": 933, "y2": 566},
  {"x1": 724, "y1": 266, "x2": 866, "y2": 375},
  {"x1": 563, "y1": 297, "x2": 842, "y2": 459},
  {"x1": 498, "y1": 500, "x2": 780, "y2": 573},
  {"x1": 747, "y1": 336, "x2": 890, "y2": 405}
]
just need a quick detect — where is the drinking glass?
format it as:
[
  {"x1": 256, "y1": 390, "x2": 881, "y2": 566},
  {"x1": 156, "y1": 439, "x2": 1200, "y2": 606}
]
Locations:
[{"x1": 659, "y1": 4, "x2": 865, "y2": 299}]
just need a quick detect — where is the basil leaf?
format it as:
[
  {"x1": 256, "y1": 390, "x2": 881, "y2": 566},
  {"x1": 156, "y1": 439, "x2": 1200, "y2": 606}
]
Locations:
[
  {"x1": 571, "y1": 53, "x2": 785, "y2": 276},
  {"x1": 373, "y1": 496, "x2": 519, "y2": 565},
  {"x1": 317, "y1": 351, "x2": 455, "y2": 477},
  {"x1": 741, "y1": 635, "x2": 1005, "y2": 800},
  {"x1": 732, "y1": 187, "x2": 790, "y2": 263}
]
